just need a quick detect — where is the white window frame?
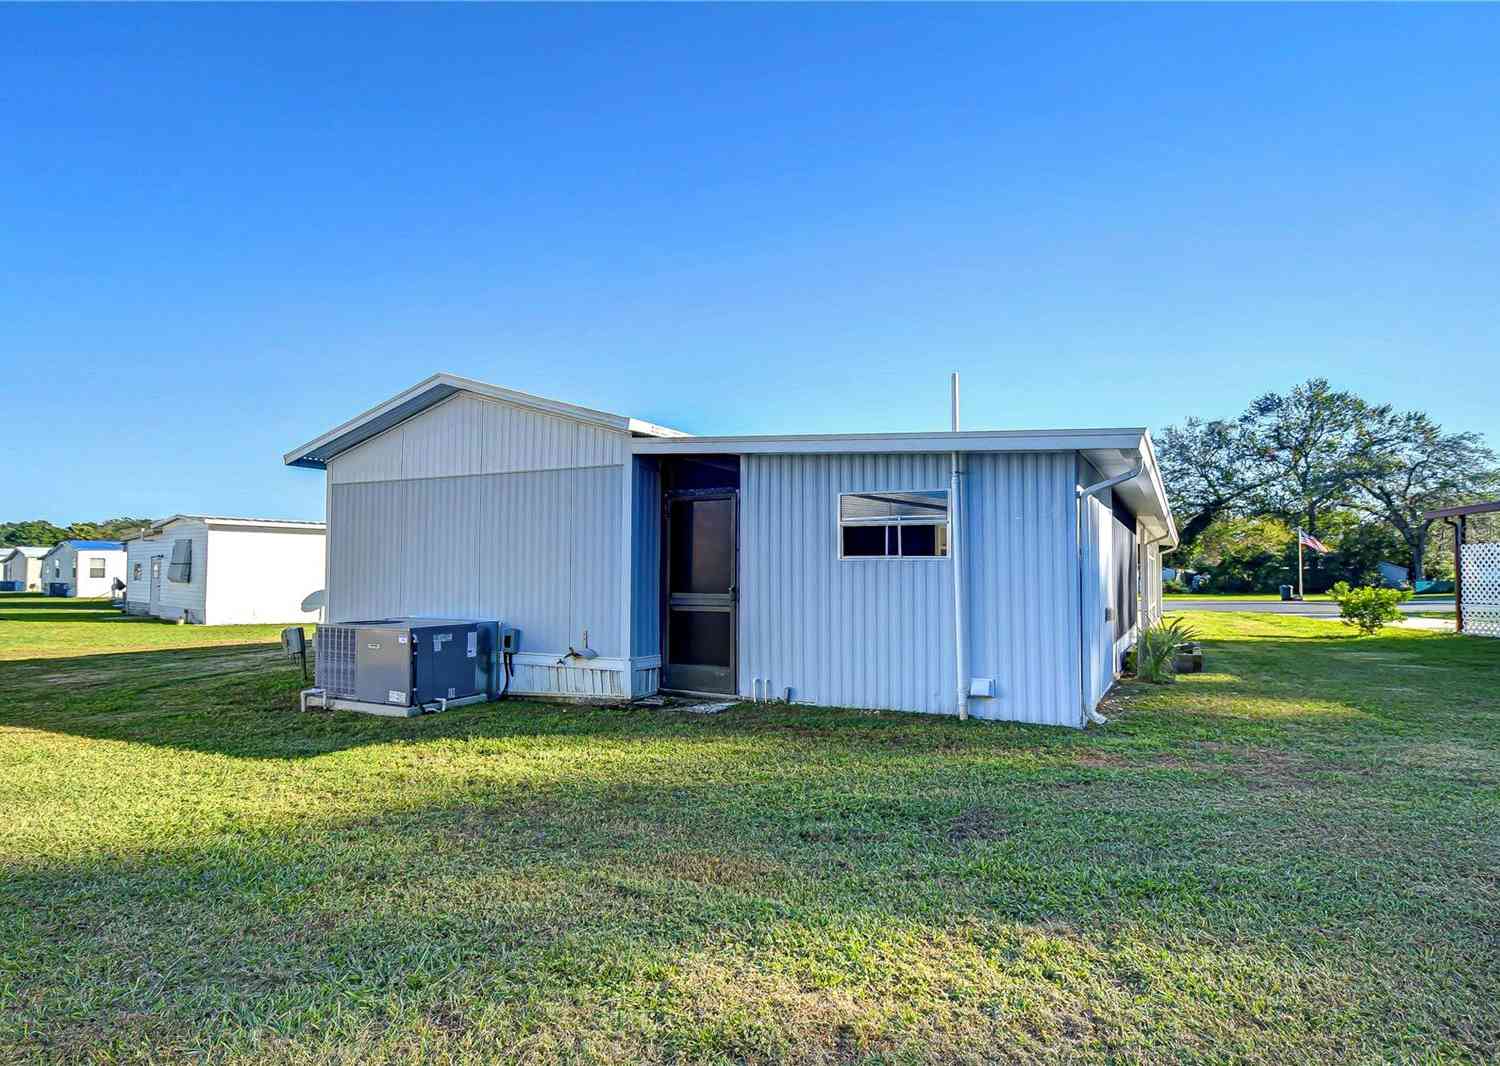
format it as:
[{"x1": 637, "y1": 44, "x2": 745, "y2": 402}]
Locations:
[
  {"x1": 88, "y1": 557, "x2": 107, "y2": 579},
  {"x1": 837, "y1": 488, "x2": 951, "y2": 561}
]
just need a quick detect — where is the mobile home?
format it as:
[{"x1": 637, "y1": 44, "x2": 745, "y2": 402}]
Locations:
[
  {"x1": 122, "y1": 516, "x2": 326, "y2": 625},
  {"x1": 285, "y1": 374, "x2": 1175, "y2": 727},
  {"x1": 40, "y1": 540, "x2": 126, "y2": 597},
  {"x1": 1, "y1": 546, "x2": 48, "y2": 591}
]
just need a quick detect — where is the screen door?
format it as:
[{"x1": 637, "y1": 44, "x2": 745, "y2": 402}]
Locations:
[{"x1": 663, "y1": 493, "x2": 737, "y2": 694}]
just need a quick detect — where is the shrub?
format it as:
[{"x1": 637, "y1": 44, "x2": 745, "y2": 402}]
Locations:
[
  {"x1": 1329, "y1": 581, "x2": 1411, "y2": 635},
  {"x1": 1163, "y1": 577, "x2": 1189, "y2": 594},
  {"x1": 1135, "y1": 616, "x2": 1198, "y2": 683}
]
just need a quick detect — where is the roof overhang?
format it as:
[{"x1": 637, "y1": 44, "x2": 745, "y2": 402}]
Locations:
[
  {"x1": 283, "y1": 372, "x2": 687, "y2": 470},
  {"x1": 633, "y1": 427, "x2": 1178, "y2": 546}
]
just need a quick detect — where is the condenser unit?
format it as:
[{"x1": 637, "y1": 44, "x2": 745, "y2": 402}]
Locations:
[{"x1": 306, "y1": 618, "x2": 500, "y2": 717}]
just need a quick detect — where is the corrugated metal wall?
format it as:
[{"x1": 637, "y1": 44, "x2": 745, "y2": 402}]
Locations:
[
  {"x1": 328, "y1": 467, "x2": 621, "y2": 655},
  {"x1": 631, "y1": 456, "x2": 662, "y2": 658},
  {"x1": 964, "y1": 452, "x2": 1083, "y2": 726},
  {"x1": 1081, "y1": 493, "x2": 1116, "y2": 711},
  {"x1": 738, "y1": 451, "x2": 1081, "y2": 725}
]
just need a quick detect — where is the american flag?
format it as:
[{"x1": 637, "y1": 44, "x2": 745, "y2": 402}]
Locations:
[{"x1": 1298, "y1": 529, "x2": 1331, "y2": 554}]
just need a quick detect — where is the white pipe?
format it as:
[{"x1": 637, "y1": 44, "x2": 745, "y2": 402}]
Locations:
[{"x1": 950, "y1": 373, "x2": 967, "y2": 721}]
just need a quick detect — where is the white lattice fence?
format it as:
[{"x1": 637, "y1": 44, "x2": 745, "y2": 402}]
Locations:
[{"x1": 1461, "y1": 542, "x2": 1500, "y2": 638}]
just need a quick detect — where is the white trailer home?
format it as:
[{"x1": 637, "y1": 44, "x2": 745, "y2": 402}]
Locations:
[
  {"x1": 122, "y1": 516, "x2": 326, "y2": 625},
  {"x1": 40, "y1": 540, "x2": 126, "y2": 597},
  {"x1": 2, "y1": 546, "x2": 48, "y2": 591},
  {"x1": 285, "y1": 373, "x2": 1175, "y2": 727}
]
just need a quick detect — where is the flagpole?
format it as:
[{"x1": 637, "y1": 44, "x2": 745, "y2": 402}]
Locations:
[{"x1": 1297, "y1": 529, "x2": 1304, "y2": 600}]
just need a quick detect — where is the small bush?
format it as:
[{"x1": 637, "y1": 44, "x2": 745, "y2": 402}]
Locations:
[
  {"x1": 1329, "y1": 581, "x2": 1411, "y2": 635},
  {"x1": 1135, "y1": 616, "x2": 1198, "y2": 683},
  {"x1": 1163, "y1": 577, "x2": 1190, "y2": 594}
]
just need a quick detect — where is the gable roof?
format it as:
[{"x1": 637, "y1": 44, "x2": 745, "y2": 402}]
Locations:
[
  {"x1": 2, "y1": 545, "x2": 50, "y2": 560},
  {"x1": 282, "y1": 373, "x2": 1176, "y2": 546},
  {"x1": 283, "y1": 373, "x2": 688, "y2": 470},
  {"x1": 120, "y1": 516, "x2": 326, "y2": 542},
  {"x1": 44, "y1": 540, "x2": 123, "y2": 556}
]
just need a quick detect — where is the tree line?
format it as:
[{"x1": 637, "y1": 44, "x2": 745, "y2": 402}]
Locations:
[
  {"x1": 0, "y1": 517, "x2": 155, "y2": 548},
  {"x1": 1158, "y1": 379, "x2": 1498, "y2": 591}
]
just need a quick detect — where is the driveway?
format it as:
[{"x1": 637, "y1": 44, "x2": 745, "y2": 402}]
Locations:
[{"x1": 1168, "y1": 598, "x2": 1455, "y2": 618}]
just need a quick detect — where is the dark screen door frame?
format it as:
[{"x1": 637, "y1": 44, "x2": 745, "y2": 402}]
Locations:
[{"x1": 662, "y1": 489, "x2": 738, "y2": 694}]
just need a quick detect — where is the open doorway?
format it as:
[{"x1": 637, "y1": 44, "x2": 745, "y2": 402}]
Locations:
[{"x1": 660, "y1": 457, "x2": 740, "y2": 694}]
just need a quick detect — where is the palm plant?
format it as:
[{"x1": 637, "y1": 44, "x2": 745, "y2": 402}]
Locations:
[{"x1": 1135, "y1": 616, "x2": 1199, "y2": 684}]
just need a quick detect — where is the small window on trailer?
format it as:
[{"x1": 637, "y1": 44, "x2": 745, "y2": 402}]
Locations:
[
  {"x1": 88, "y1": 557, "x2": 106, "y2": 579},
  {"x1": 167, "y1": 539, "x2": 192, "y2": 583},
  {"x1": 132, "y1": 562, "x2": 143, "y2": 581},
  {"x1": 839, "y1": 490, "x2": 950, "y2": 559}
]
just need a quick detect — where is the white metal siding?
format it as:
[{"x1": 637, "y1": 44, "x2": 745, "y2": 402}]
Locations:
[
  {"x1": 43, "y1": 544, "x2": 126, "y2": 597},
  {"x1": 126, "y1": 522, "x2": 208, "y2": 620},
  {"x1": 3, "y1": 552, "x2": 42, "y2": 589},
  {"x1": 963, "y1": 452, "x2": 1082, "y2": 726},
  {"x1": 328, "y1": 392, "x2": 627, "y2": 485},
  {"x1": 328, "y1": 466, "x2": 622, "y2": 657},
  {"x1": 738, "y1": 451, "x2": 1080, "y2": 725},
  {"x1": 202, "y1": 528, "x2": 326, "y2": 625},
  {"x1": 1082, "y1": 494, "x2": 1116, "y2": 711}
]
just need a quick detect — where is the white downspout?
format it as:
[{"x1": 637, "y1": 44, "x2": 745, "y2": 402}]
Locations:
[{"x1": 950, "y1": 373, "x2": 967, "y2": 721}]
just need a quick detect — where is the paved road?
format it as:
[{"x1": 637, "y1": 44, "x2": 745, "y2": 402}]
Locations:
[{"x1": 1169, "y1": 598, "x2": 1454, "y2": 618}]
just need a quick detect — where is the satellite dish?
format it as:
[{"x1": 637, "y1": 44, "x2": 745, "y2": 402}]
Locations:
[{"x1": 301, "y1": 589, "x2": 326, "y2": 612}]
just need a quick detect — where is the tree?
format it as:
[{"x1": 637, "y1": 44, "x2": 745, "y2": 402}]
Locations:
[
  {"x1": 0, "y1": 520, "x2": 69, "y2": 547},
  {"x1": 1246, "y1": 379, "x2": 1398, "y2": 537},
  {"x1": 0, "y1": 516, "x2": 156, "y2": 547},
  {"x1": 1348, "y1": 410, "x2": 1500, "y2": 582},
  {"x1": 1156, "y1": 416, "x2": 1276, "y2": 549},
  {"x1": 66, "y1": 517, "x2": 154, "y2": 541}
]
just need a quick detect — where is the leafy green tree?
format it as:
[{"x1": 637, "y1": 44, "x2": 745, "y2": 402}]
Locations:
[
  {"x1": 1156, "y1": 417, "x2": 1277, "y2": 550},
  {"x1": 1348, "y1": 410, "x2": 1500, "y2": 582},
  {"x1": 0, "y1": 520, "x2": 69, "y2": 547},
  {"x1": 1246, "y1": 379, "x2": 1398, "y2": 537}
]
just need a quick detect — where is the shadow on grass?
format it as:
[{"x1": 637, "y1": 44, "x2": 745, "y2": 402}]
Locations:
[
  {"x1": 6, "y1": 759, "x2": 1497, "y2": 1064},
  {"x1": 0, "y1": 594, "x2": 135, "y2": 623},
  {"x1": 4, "y1": 624, "x2": 1498, "y2": 763}
]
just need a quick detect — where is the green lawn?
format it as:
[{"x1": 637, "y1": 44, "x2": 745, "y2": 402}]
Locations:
[
  {"x1": 1164, "y1": 591, "x2": 1454, "y2": 602},
  {"x1": 2, "y1": 594, "x2": 1497, "y2": 1064}
]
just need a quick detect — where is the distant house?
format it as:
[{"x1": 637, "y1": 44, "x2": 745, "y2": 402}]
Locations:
[
  {"x1": 121, "y1": 515, "x2": 326, "y2": 625},
  {"x1": 1, "y1": 546, "x2": 49, "y2": 591},
  {"x1": 40, "y1": 540, "x2": 126, "y2": 597}
]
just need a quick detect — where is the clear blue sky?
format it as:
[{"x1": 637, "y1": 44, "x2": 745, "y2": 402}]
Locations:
[{"x1": 3, "y1": 4, "x2": 1497, "y2": 525}]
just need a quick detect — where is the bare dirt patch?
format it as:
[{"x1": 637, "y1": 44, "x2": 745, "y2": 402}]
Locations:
[{"x1": 948, "y1": 806, "x2": 1009, "y2": 844}]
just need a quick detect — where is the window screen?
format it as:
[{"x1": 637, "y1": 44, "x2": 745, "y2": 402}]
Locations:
[
  {"x1": 167, "y1": 539, "x2": 192, "y2": 583},
  {"x1": 839, "y1": 490, "x2": 949, "y2": 558},
  {"x1": 88, "y1": 558, "x2": 106, "y2": 579}
]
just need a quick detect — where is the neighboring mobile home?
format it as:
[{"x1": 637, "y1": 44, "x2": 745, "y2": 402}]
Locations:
[
  {"x1": 40, "y1": 540, "x2": 126, "y2": 597},
  {"x1": 284, "y1": 374, "x2": 1175, "y2": 727},
  {"x1": 1, "y1": 546, "x2": 49, "y2": 591},
  {"x1": 121, "y1": 516, "x2": 326, "y2": 625}
]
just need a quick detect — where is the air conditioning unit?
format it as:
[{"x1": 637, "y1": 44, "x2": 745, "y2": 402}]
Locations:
[{"x1": 310, "y1": 618, "x2": 500, "y2": 717}]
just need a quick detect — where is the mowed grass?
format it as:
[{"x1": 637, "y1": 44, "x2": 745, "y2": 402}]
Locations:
[{"x1": 1, "y1": 594, "x2": 1497, "y2": 1064}]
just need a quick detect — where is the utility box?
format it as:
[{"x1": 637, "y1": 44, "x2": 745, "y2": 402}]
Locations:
[{"x1": 313, "y1": 618, "x2": 499, "y2": 716}]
